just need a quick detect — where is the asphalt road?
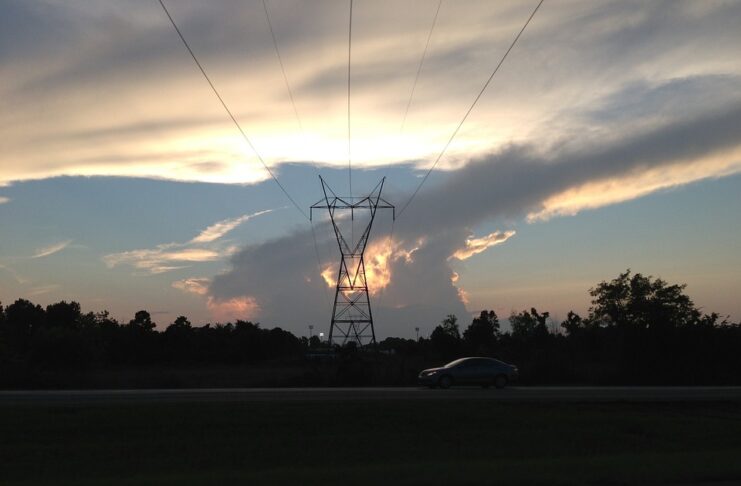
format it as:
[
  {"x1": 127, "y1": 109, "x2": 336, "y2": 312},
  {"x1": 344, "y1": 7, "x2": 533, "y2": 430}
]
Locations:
[{"x1": 2, "y1": 386, "x2": 741, "y2": 404}]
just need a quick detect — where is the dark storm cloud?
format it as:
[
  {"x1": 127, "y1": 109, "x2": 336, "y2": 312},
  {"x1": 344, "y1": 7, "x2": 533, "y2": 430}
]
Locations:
[
  {"x1": 210, "y1": 100, "x2": 741, "y2": 334},
  {"x1": 582, "y1": 75, "x2": 741, "y2": 125},
  {"x1": 400, "y1": 102, "x2": 741, "y2": 234}
]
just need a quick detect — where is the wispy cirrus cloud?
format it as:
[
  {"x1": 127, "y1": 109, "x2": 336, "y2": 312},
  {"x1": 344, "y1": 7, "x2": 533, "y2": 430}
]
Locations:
[
  {"x1": 27, "y1": 284, "x2": 60, "y2": 297},
  {"x1": 103, "y1": 245, "x2": 221, "y2": 274},
  {"x1": 32, "y1": 240, "x2": 72, "y2": 259},
  {"x1": 0, "y1": 263, "x2": 58, "y2": 300},
  {"x1": 0, "y1": 264, "x2": 28, "y2": 285},
  {"x1": 190, "y1": 209, "x2": 274, "y2": 244},
  {"x1": 103, "y1": 209, "x2": 272, "y2": 274},
  {"x1": 451, "y1": 231, "x2": 516, "y2": 261}
]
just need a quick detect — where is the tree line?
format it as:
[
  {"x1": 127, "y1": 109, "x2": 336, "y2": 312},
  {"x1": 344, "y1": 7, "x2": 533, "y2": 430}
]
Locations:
[{"x1": 1, "y1": 270, "x2": 740, "y2": 385}]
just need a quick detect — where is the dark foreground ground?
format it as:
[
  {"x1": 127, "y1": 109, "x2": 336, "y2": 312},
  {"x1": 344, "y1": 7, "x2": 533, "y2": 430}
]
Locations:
[
  {"x1": 3, "y1": 386, "x2": 741, "y2": 404},
  {"x1": 1, "y1": 395, "x2": 741, "y2": 485}
]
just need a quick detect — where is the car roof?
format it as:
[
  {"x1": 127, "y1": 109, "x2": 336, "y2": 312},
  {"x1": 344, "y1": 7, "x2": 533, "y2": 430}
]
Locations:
[{"x1": 446, "y1": 357, "x2": 503, "y2": 366}]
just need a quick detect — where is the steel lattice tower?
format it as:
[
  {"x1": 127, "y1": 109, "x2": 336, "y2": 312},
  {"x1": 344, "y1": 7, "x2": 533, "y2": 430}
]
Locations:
[{"x1": 311, "y1": 176, "x2": 394, "y2": 346}]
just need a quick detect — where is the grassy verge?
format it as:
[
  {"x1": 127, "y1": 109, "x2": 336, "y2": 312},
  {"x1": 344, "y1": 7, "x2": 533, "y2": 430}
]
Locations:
[{"x1": 1, "y1": 400, "x2": 740, "y2": 485}]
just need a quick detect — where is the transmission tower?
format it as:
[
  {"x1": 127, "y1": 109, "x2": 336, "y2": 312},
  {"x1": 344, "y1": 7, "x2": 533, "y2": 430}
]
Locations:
[{"x1": 311, "y1": 176, "x2": 394, "y2": 346}]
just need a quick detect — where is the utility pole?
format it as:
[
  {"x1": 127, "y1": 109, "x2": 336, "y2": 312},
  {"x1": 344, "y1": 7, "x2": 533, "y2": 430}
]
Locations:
[
  {"x1": 415, "y1": 327, "x2": 420, "y2": 341},
  {"x1": 311, "y1": 176, "x2": 394, "y2": 347}
]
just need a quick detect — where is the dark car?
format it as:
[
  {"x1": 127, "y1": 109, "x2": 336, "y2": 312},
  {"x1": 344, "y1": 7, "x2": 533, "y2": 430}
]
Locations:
[{"x1": 418, "y1": 357, "x2": 518, "y2": 389}]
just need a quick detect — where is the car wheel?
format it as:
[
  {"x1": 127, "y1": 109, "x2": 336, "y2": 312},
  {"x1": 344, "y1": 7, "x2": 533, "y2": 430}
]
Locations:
[
  {"x1": 494, "y1": 375, "x2": 508, "y2": 389},
  {"x1": 438, "y1": 375, "x2": 453, "y2": 389}
]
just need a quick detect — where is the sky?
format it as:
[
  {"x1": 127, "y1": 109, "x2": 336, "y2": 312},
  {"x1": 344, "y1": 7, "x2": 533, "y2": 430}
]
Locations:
[{"x1": 1, "y1": 0, "x2": 740, "y2": 337}]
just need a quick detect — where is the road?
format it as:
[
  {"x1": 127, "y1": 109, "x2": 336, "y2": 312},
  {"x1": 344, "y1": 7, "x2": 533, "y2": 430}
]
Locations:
[{"x1": 2, "y1": 386, "x2": 741, "y2": 404}]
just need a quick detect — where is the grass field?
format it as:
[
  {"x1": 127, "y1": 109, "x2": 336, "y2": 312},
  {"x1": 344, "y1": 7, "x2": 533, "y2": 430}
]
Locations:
[{"x1": 1, "y1": 398, "x2": 741, "y2": 485}]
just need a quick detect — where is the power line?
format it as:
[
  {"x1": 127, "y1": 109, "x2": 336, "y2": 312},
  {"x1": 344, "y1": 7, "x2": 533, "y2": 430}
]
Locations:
[
  {"x1": 397, "y1": 0, "x2": 545, "y2": 218},
  {"x1": 347, "y1": 0, "x2": 353, "y2": 200},
  {"x1": 400, "y1": 0, "x2": 442, "y2": 133},
  {"x1": 347, "y1": 0, "x2": 354, "y2": 247},
  {"x1": 261, "y1": 0, "x2": 330, "y2": 290},
  {"x1": 376, "y1": 3, "x2": 442, "y2": 268},
  {"x1": 157, "y1": 0, "x2": 309, "y2": 220},
  {"x1": 262, "y1": 0, "x2": 304, "y2": 134}
]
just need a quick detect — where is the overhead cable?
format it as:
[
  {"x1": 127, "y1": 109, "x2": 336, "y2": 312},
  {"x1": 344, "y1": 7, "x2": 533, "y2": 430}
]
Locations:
[
  {"x1": 347, "y1": 0, "x2": 353, "y2": 200},
  {"x1": 262, "y1": 0, "x2": 331, "y2": 292},
  {"x1": 262, "y1": 0, "x2": 304, "y2": 134},
  {"x1": 400, "y1": 0, "x2": 443, "y2": 133},
  {"x1": 397, "y1": 0, "x2": 545, "y2": 218},
  {"x1": 157, "y1": 0, "x2": 309, "y2": 220}
]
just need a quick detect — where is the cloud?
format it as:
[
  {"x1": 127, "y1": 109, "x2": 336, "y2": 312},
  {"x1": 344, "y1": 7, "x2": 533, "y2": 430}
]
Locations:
[
  {"x1": 172, "y1": 276, "x2": 259, "y2": 322},
  {"x1": 0, "y1": 264, "x2": 59, "y2": 300},
  {"x1": 398, "y1": 103, "x2": 741, "y2": 236},
  {"x1": 103, "y1": 209, "x2": 272, "y2": 274},
  {"x1": 451, "y1": 231, "x2": 516, "y2": 261},
  {"x1": 32, "y1": 240, "x2": 72, "y2": 259},
  {"x1": 103, "y1": 246, "x2": 221, "y2": 273},
  {"x1": 172, "y1": 277, "x2": 210, "y2": 296},
  {"x1": 190, "y1": 209, "x2": 274, "y2": 244},
  {"x1": 318, "y1": 236, "x2": 422, "y2": 297},
  {"x1": 206, "y1": 296, "x2": 260, "y2": 323},
  {"x1": 0, "y1": 264, "x2": 28, "y2": 285},
  {"x1": 527, "y1": 146, "x2": 741, "y2": 222},
  {"x1": 2, "y1": 1, "x2": 740, "y2": 185},
  {"x1": 27, "y1": 284, "x2": 60, "y2": 297},
  {"x1": 0, "y1": 197, "x2": 9, "y2": 204},
  {"x1": 210, "y1": 100, "x2": 741, "y2": 335},
  {"x1": 5, "y1": 1, "x2": 741, "y2": 334}
]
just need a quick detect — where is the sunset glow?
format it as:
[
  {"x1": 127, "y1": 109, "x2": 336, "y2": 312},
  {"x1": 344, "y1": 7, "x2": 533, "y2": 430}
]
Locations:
[
  {"x1": 1, "y1": 1, "x2": 739, "y2": 332},
  {"x1": 318, "y1": 236, "x2": 425, "y2": 296}
]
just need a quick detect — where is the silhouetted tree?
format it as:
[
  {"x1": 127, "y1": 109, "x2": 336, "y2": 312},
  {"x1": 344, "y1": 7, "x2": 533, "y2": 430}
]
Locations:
[
  {"x1": 1, "y1": 299, "x2": 45, "y2": 355},
  {"x1": 128, "y1": 310, "x2": 156, "y2": 332},
  {"x1": 165, "y1": 316, "x2": 193, "y2": 332},
  {"x1": 510, "y1": 308, "x2": 549, "y2": 340},
  {"x1": 560, "y1": 311, "x2": 585, "y2": 336},
  {"x1": 440, "y1": 314, "x2": 460, "y2": 338},
  {"x1": 588, "y1": 270, "x2": 701, "y2": 329},
  {"x1": 162, "y1": 316, "x2": 194, "y2": 363},
  {"x1": 0, "y1": 302, "x2": 8, "y2": 363},
  {"x1": 46, "y1": 301, "x2": 83, "y2": 330},
  {"x1": 5, "y1": 299, "x2": 46, "y2": 332},
  {"x1": 463, "y1": 310, "x2": 499, "y2": 352},
  {"x1": 1, "y1": 268, "x2": 739, "y2": 387},
  {"x1": 430, "y1": 314, "x2": 461, "y2": 359}
]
